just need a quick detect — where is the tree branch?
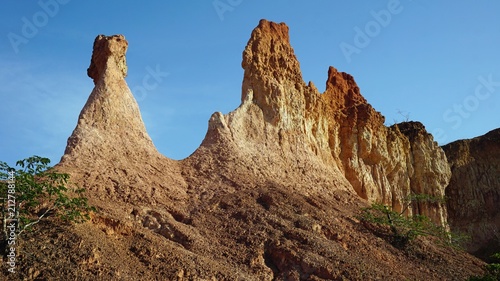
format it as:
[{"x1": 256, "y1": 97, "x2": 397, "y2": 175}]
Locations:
[{"x1": 18, "y1": 206, "x2": 54, "y2": 236}]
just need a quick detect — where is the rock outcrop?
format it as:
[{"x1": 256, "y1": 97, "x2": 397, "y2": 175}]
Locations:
[
  {"x1": 188, "y1": 20, "x2": 450, "y2": 225},
  {"x1": 444, "y1": 128, "x2": 500, "y2": 259},
  {"x1": 23, "y1": 20, "x2": 487, "y2": 280},
  {"x1": 59, "y1": 35, "x2": 187, "y2": 210}
]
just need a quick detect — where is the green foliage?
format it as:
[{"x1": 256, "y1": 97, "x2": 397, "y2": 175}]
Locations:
[
  {"x1": 0, "y1": 156, "x2": 95, "y2": 236},
  {"x1": 359, "y1": 194, "x2": 466, "y2": 249},
  {"x1": 361, "y1": 203, "x2": 441, "y2": 247},
  {"x1": 469, "y1": 253, "x2": 500, "y2": 281}
]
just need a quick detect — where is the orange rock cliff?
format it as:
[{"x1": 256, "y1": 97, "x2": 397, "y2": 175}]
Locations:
[{"x1": 40, "y1": 19, "x2": 496, "y2": 280}]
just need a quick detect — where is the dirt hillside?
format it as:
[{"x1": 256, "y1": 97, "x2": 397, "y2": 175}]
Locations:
[{"x1": 1, "y1": 20, "x2": 490, "y2": 280}]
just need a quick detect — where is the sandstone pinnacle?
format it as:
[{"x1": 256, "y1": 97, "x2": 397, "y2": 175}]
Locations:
[
  {"x1": 58, "y1": 34, "x2": 185, "y2": 205},
  {"x1": 61, "y1": 34, "x2": 157, "y2": 164}
]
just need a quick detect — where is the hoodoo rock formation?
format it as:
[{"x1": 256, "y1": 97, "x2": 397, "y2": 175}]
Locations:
[
  {"x1": 58, "y1": 35, "x2": 187, "y2": 210},
  {"x1": 9, "y1": 20, "x2": 490, "y2": 280},
  {"x1": 444, "y1": 128, "x2": 500, "y2": 260}
]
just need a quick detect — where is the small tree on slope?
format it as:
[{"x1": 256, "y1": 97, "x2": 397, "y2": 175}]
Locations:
[{"x1": 0, "y1": 156, "x2": 95, "y2": 242}]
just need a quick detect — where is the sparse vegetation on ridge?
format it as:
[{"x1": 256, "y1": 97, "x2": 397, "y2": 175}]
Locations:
[{"x1": 359, "y1": 194, "x2": 468, "y2": 249}]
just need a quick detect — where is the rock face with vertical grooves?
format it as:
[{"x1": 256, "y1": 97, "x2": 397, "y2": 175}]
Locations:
[
  {"x1": 188, "y1": 20, "x2": 450, "y2": 226},
  {"x1": 26, "y1": 20, "x2": 488, "y2": 280},
  {"x1": 443, "y1": 128, "x2": 500, "y2": 259}
]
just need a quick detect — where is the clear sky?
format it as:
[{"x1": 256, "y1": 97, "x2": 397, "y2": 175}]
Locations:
[{"x1": 1, "y1": 1, "x2": 499, "y2": 166}]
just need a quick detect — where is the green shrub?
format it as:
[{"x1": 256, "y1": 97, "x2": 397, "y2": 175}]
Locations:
[
  {"x1": 0, "y1": 156, "x2": 95, "y2": 237},
  {"x1": 359, "y1": 194, "x2": 467, "y2": 248}
]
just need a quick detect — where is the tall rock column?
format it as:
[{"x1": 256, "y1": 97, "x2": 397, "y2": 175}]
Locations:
[
  {"x1": 62, "y1": 35, "x2": 157, "y2": 161},
  {"x1": 58, "y1": 35, "x2": 186, "y2": 205}
]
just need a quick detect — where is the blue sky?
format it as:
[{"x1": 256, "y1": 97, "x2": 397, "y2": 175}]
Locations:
[{"x1": 1, "y1": 1, "x2": 499, "y2": 166}]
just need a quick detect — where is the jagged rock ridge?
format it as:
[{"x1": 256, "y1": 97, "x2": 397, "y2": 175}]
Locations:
[
  {"x1": 18, "y1": 20, "x2": 485, "y2": 280},
  {"x1": 189, "y1": 19, "x2": 450, "y2": 225},
  {"x1": 63, "y1": 35, "x2": 155, "y2": 158}
]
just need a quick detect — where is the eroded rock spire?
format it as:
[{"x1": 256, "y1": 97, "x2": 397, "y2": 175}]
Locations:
[
  {"x1": 58, "y1": 34, "x2": 185, "y2": 204},
  {"x1": 192, "y1": 19, "x2": 450, "y2": 226},
  {"x1": 61, "y1": 34, "x2": 156, "y2": 162}
]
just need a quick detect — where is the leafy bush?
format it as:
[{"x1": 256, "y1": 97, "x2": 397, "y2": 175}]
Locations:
[
  {"x1": 0, "y1": 156, "x2": 95, "y2": 237},
  {"x1": 359, "y1": 194, "x2": 466, "y2": 248}
]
